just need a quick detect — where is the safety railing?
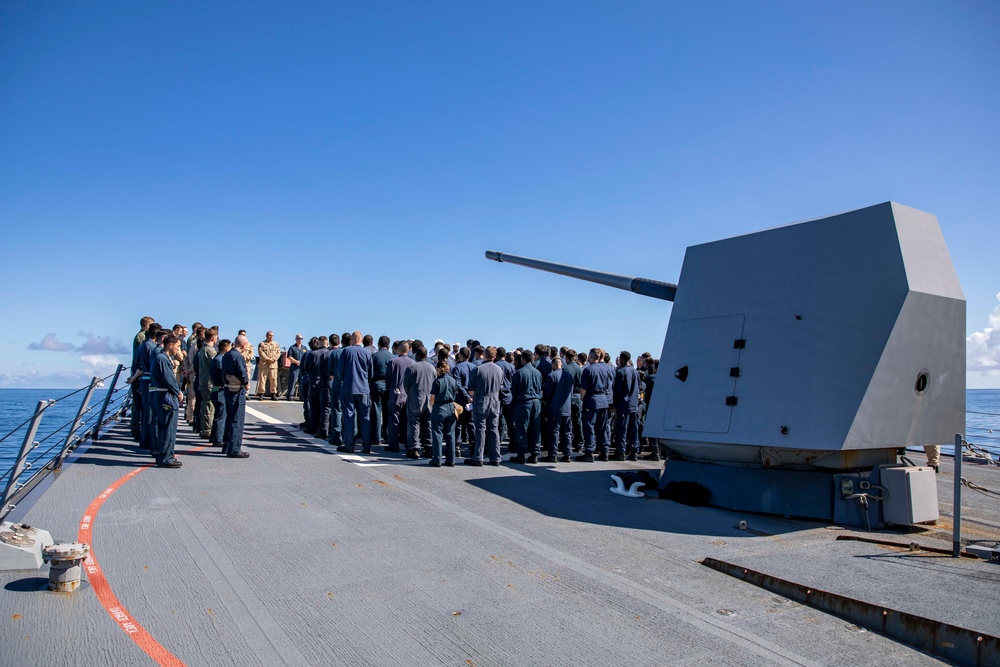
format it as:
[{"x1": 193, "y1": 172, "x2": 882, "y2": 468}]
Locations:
[
  {"x1": 0, "y1": 365, "x2": 132, "y2": 521},
  {"x1": 951, "y1": 432, "x2": 1000, "y2": 558}
]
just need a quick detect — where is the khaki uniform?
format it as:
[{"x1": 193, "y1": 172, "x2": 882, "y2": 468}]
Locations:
[
  {"x1": 240, "y1": 344, "x2": 254, "y2": 370},
  {"x1": 169, "y1": 350, "x2": 187, "y2": 421},
  {"x1": 170, "y1": 351, "x2": 184, "y2": 380},
  {"x1": 256, "y1": 340, "x2": 281, "y2": 397},
  {"x1": 924, "y1": 444, "x2": 941, "y2": 470}
]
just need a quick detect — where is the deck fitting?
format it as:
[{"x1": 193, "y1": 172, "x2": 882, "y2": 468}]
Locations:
[{"x1": 43, "y1": 542, "x2": 90, "y2": 592}]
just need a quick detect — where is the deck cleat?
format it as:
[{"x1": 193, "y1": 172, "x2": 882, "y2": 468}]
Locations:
[{"x1": 42, "y1": 542, "x2": 90, "y2": 592}]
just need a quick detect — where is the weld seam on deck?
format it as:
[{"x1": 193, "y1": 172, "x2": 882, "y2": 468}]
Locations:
[
  {"x1": 834, "y1": 534, "x2": 981, "y2": 558},
  {"x1": 150, "y1": 469, "x2": 311, "y2": 666},
  {"x1": 701, "y1": 557, "x2": 1000, "y2": 667}
]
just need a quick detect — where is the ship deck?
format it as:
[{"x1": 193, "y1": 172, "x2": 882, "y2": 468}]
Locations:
[{"x1": 1, "y1": 400, "x2": 999, "y2": 666}]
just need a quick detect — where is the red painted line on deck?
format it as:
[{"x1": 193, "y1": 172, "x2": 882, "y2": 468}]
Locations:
[{"x1": 77, "y1": 445, "x2": 208, "y2": 667}]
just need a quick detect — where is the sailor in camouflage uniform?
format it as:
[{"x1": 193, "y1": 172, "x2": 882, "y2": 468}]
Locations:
[{"x1": 196, "y1": 329, "x2": 219, "y2": 439}]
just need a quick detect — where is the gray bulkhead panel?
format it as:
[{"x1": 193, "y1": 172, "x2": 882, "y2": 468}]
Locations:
[
  {"x1": 891, "y1": 202, "x2": 964, "y2": 300},
  {"x1": 661, "y1": 315, "x2": 744, "y2": 433},
  {"x1": 644, "y1": 202, "x2": 965, "y2": 459},
  {"x1": 845, "y1": 290, "x2": 965, "y2": 449},
  {"x1": 844, "y1": 203, "x2": 965, "y2": 449}
]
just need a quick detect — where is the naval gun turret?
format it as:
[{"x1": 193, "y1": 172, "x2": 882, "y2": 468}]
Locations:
[
  {"x1": 484, "y1": 251, "x2": 679, "y2": 301},
  {"x1": 487, "y1": 202, "x2": 965, "y2": 527}
]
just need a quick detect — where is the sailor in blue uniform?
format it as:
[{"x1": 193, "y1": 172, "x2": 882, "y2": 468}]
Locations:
[
  {"x1": 337, "y1": 331, "x2": 374, "y2": 454},
  {"x1": 564, "y1": 350, "x2": 584, "y2": 451},
  {"x1": 543, "y1": 356, "x2": 575, "y2": 462},
  {"x1": 635, "y1": 353, "x2": 649, "y2": 455},
  {"x1": 149, "y1": 333, "x2": 183, "y2": 468},
  {"x1": 612, "y1": 351, "x2": 641, "y2": 461},
  {"x1": 193, "y1": 330, "x2": 214, "y2": 438},
  {"x1": 309, "y1": 336, "x2": 330, "y2": 439},
  {"x1": 510, "y1": 349, "x2": 543, "y2": 464},
  {"x1": 386, "y1": 341, "x2": 414, "y2": 451},
  {"x1": 532, "y1": 344, "x2": 553, "y2": 382},
  {"x1": 533, "y1": 345, "x2": 553, "y2": 456},
  {"x1": 297, "y1": 339, "x2": 315, "y2": 428},
  {"x1": 221, "y1": 335, "x2": 251, "y2": 458},
  {"x1": 578, "y1": 348, "x2": 615, "y2": 462},
  {"x1": 370, "y1": 336, "x2": 393, "y2": 446},
  {"x1": 129, "y1": 317, "x2": 153, "y2": 441},
  {"x1": 403, "y1": 346, "x2": 436, "y2": 458},
  {"x1": 285, "y1": 335, "x2": 307, "y2": 400},
  {"x1": 603, "y1": 352, "x2": 615, "y2": 448},
  {"x1": 209, "y1": 339, "x2": 230, "y2": 446},
  {"x1": 428, "y1": 359, "x2": 459, "y2": 467},
  {"x1": 450, "y1": 347, "x2": 475, "y2": 450},
  {"x1": 467, "y1": 347, "x2": 505, "y2": 466},
  {"x1": 641, "y1": 360, "x2": 660, "y2": 461},
  {"x1": 326, "y1": 334, "x2": 343, "y2": 446},
  {"x1": 339, "y1": 331, "x2": 353, "y2": 440},
  {"x1": 493, "y1": 347, "x2": 516, "y2": 451},
  {"x1": 133, "y1": 324, "x2": 164, "y2": 452},
  {"x1": 301, "y1": 338, "x2": 323, "y2": 433}
]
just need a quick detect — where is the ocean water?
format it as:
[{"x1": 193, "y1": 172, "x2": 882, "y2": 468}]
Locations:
[
  {"x1": 964, "y1": 389, "x2": 1000, "y2": 456},
  {"x1": 0, "y1": 387, "x2": 120, "y2": 490},
  {"x1": 0, "y1": 388, "x2": 998, "y2": 485}
]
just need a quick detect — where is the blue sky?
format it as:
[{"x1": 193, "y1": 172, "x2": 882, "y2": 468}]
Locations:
[{"x1": 1, "y1": 1, "x2": 998, "y2": 388}]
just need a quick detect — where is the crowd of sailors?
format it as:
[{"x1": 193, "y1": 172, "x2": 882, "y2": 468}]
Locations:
[{"x1": 127, "y1": 317, "x2": 663, "y2": 469}]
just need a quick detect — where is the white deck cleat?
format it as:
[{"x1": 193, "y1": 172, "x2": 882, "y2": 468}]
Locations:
[{"x1": 610, "y1": 474, "x2": 647, "y2": 498}]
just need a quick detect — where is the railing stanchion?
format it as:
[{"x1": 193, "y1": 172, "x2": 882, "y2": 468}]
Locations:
[
  {"x1": 952, "y1": 433, "x2": 963, "y2": 558},
  {"x1": 55, "y1": 377, "x2": 100, "y2": 470},
  {"x1": 91, "y1": 365, "x2": 124, "y2": 440},
  {"x1": 1, "y1": 400, "x2": 49, "y2": 516}
]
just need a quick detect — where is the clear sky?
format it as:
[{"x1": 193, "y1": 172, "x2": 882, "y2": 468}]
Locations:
[{"x1": 1, "y1": 1, "x2": 998, "y2": 388}]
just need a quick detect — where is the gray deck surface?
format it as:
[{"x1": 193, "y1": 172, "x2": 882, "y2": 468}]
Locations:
[{"x1": 1, "y1": 398, "x2": 998, "y2": 666}]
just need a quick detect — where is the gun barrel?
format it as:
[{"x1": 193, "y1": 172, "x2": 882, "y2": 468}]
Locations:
[{"x1": 485, "y1": 250, "x2": 677, "y2": 302}]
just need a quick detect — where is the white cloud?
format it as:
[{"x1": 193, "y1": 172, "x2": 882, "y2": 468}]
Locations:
[
  {"x1": 77, "y1": 332, "x2": 129, "y2": 355},
  {"x1": 0, "y1": 352, "x2": 128, "y2": 388},
  {"x1": 27, "y1": 332, "x2": 129, "y2": 355},
  {"x1": 0, "y1": 370, "x2": 96, "y2": 388},
  {"x1": 27, "y1": 333, "x2": 74, "y2": 352},
  {"x1": 79, "y1": 355, "x2": 126, "y2": 381},
  {"x1": 968, "y1": 291, "x2": 1000, "y2": 378}
]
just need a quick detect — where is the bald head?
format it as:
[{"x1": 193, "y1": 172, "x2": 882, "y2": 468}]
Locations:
[
  {"x1": 236, "y1": 335, "x2": 249, "y2": 349},
  {"x1": 352, "y1": 331, "x2": 363, "y2": 346}
]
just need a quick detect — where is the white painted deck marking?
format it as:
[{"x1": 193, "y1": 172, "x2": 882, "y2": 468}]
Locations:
[
  {"x1": 246, "y1": 407, "x2": 589, "y2": 471},
  {"x1": 245, "y1": 405, "x2": 283, "y2": 424}
]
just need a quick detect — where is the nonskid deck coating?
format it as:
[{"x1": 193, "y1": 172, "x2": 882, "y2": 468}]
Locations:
[{"x1": 0, "y1": 401, "x2": 997, "y2": 666}]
